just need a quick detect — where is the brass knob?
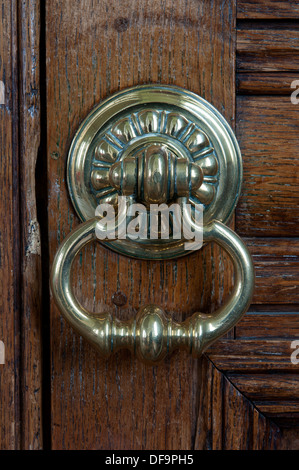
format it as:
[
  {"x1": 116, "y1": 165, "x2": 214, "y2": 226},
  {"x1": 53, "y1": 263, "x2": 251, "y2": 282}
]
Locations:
[{"x1": 92, "y1": 144, "x2": 203, "y2": 205}]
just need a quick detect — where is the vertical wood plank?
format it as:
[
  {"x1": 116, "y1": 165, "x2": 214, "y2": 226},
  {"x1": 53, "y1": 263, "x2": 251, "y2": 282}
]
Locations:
[
  {"x1": 222, "y1": 369, "x2": 253, "y2": 449},
  {"x1": 194, "y1": 357, "x2": 282, "y2": 450},
  {"x1": 222, "y1": 369, "x2": 282, "y2": 450},
  {"x1": 252, "y1": 408, "x2": 280, "y2": 450},
  {"x1": 0, "y1": 0, "x2": 21, "y2": 450},
  {"x1": 18, "y1": 0, "x2": 43, "y2": 449},
  {"x1": 194, "y1": 356, "x2": 224, "y2": 450},
  {"x1": 46, "y1": 0, "x2": 236, "y2": 449}
]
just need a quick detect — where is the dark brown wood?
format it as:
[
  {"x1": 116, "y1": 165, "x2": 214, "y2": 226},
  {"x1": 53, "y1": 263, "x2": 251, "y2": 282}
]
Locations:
[
  {"x1": 255, "y1": 402, "x2": 299, "y2": 426},
  {"x1": 237, "y1": 72, "x2": 299, "y2": 94},
  {"x1": 207, "y1": 339, "x2": 298, "y2": 372},
  {"x1": 237, "y1": 54, "x2": 299, "y2": 72},
  {"x1": 237, "y1": 1, "x2": 299, "y2": 19},
  {"x1": 236, "y1": 96, "x2": 299, "y2": 236},
  {"x1": 245, "y1": 239, "x2": 299, "y2": 304},
  {"x1": 207, "y1": 338, "x2": 299, "y2": 427},
  {"x1": 237, "y1": 28, "x2": 299, "y2": 72},
  {"x1": 280, "y1": 428, "x2": 299, "y2": 449},
  {"x1": 2, "y1": 0, "x2": 298, "y2": 451},
  {"x1": 0, "y1": 0, "x2": 21, "y2": 450},
  {"x1": 227, "y1": 374, "x2": 299, "y2": 400},
  {"x1": 0, "y1": 0, "x2": 43, "y2": 451},
  {"x1": 227, "y1": 373, "x2": 299, "y2": 426},
  {"x1": 238, "y1": 29, "x2": 299, "y2": 54},
  {"x1": 46, "y1": 0, "x2": 236, "y2": 449},
  {"x1": 195, "y1": 357, "x2": 223, "y2": 450},
  {"x1": 18, "y1": 0, "x2": 43, "y2": 450},
  {"x1": 236, "y1": 313, "x2": 299, "y2": 338},
  {"x1": 251, "y1": 408, "x2": 281, "y2": 450},
  {"x1": 194, "y1": 356, "x2": 282, "y2": 450}
]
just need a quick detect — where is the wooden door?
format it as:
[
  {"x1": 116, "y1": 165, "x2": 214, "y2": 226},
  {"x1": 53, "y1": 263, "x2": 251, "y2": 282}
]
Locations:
[{"x1": 1, "y1": 0, "x2": 299, "y2": 450}]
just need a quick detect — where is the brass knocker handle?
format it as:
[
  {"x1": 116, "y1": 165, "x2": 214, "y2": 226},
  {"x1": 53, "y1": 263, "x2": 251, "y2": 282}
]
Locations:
[
  {"x1": 51, "y1": 218, "x2": 254, "y2": 363},
  {"x1": 51, "y1": 86, "x2": 254, "y2": 363}
]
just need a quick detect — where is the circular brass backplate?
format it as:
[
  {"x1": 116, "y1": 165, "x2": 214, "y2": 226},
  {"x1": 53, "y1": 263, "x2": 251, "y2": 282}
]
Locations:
[{"x1": 67, "y1": 85, "x2": 242, "y2": 259}]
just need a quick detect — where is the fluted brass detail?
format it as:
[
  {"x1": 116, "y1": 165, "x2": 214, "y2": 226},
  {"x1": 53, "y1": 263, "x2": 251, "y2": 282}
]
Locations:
[{"x1": 104, "y1": 144, "x2": 203, "y2": 205}]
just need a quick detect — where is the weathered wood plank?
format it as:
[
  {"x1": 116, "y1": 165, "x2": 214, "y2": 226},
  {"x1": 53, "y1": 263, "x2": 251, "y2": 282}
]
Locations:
[
  {"x1": 237, "y1": 28, "x2": 299, "y2": 71},
  {"x1": 227, "y1": 373, "x2": 299, "y2": 400},
  {"x1": 208, "y1": 340, "x2": 299, "y2": 425},
  {"x1": 207, "y1": 339, "x2": 297, "y2": 372},
  {"x1": 238, "y1": 54, "x2": 299, "y2": 72},
  {"x1": 222, "y1": 369, "x2": 253, "y2": 449},
  {"x1": 227, "y1": 374, "x2": 299, "y2": 426},
  {"x1": 236, "y1": 96, "x2": 299, "y2": 236},
  {"x1": 194, "y1": 356, "x2": 223, "y2": 450},
  {"x1": 0, "y1": 0, "x2": 21, "y2": 450},
  {"x1": 237, "y1": 73, "x2": 299, "y2": 94},
  {"x1": 194, "y1": 357, "x2": 281, "y2": 450},
  {"x1": 18, "y1": 0, "x2": 43, "y2": 450},
  {"x1": 238, "y1": 29, "x2": 299, "y2": 54},
  {"x1": 245, "y1": 239, "x2": 299, "y2": 304},
  {"x1": 252, "y1": 408, "x2": 280, "y2": 450},
  {"x1": 237, "y1": 1, "x2": 299, "y2": 19},
  {"x1": 46, "y1": 0, "x2": 236, "y2": 449},
  {"x1": 236, "y1": 312, "x2": 299, "y2": 338}
]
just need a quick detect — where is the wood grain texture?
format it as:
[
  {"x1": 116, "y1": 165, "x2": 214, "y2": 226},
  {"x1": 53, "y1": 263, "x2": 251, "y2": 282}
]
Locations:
[
  {"x1": 237, "y1": 72, "x2": 299, "y2": 94},
  {"x1": 18, "y1": 0, "x2": 43, "y2": 450},
  {"x1": 238, "y1": 30, "x2": 299, "y2": 54},
  {"x1": 207, "y1": 338, "x2": 299, "y2": 426},
  {"x1": 207, "y1": 339, "x2": 298, "y2": 372},
  {"x1": 251, "y1": 407, "x2": 281, "y2": 450},
  {"x1": 236, "y1": 96, "x2": 299, "y2": 236},
  {"x1": 0, "y1": 0, "x2": 21, "y2": 450},
  {"x1": 254, "y1": 401, "x2": 299, "y2": 426},
  {"x1": 228, "y1": 373, "x2": 299, "y2": 400},
  {"x1": 237, "y1": 28, "x2": 299, "y2": 71},
  {"x1": 46, "y1": 0, "x2": 236, "y2": 449},
  {"x1": 227, "y1": 374, "x2": 299, "y2": 426},
  {"x1": 237, "y1": 1, "x2": 299, "y2": 19},
  {"x1": 194, "y1": 356, "x2": 281, "y2": 450},
  {"x1": 194, "y1": 356, "x2": 223, "y2": 450},
  {"x1": 245, "y1": 239, "x2": 299, "y2": 304},
  {"x1": 1, "y1": 0, "x2": 299, "y2": 451},
  {"x1": 236, "y1": 312, "x2": 299, "y2": 338}
]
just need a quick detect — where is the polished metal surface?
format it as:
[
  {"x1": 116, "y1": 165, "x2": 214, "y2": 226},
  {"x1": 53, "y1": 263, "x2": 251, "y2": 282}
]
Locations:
[
  {"x1": 51, "y1": 85, "x2": 254, "y2": 363},
  {"x1": 105, "y1": 144, "x2": 203, "y2": 206},
  {"x1": 51, "y1": 217, "x2": 254, "y2": 363},
  {"x1": 67, "y1": 85, "x2": 242, "y2": 259}
]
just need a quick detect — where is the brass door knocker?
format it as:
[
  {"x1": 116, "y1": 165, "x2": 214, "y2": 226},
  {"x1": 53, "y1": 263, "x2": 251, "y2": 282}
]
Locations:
[{"x1": 51, "y1": 85, "x2": 254, "y2": 363}]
